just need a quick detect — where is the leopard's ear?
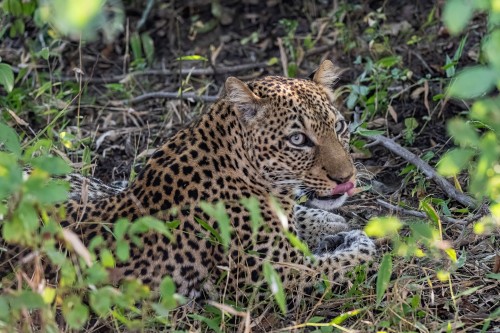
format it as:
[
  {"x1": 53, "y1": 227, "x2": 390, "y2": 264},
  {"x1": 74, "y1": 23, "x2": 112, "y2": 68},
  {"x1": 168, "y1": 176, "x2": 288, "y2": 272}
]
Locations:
[
  {"x1": 225, "y1": 77, "x2": 262, "y2": 123},
  {"x1": 311, "y1": 60, "x2": 343, "y2": 87}
]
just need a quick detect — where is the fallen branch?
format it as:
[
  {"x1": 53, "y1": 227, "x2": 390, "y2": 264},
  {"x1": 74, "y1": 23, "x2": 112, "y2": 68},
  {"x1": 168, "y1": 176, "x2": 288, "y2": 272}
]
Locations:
[
  {"x1": 60, "y1": 62, "x2": 272, "y2": 83},
  {"x1": 121, "y1": 92, "x2": 218, "y2": 104},
  {"x1": 376, "y1": 199, "x2": 467, "y2": 225},
  {"x1": 367, "y1": 134, "x2": 478, "y2": 208}
]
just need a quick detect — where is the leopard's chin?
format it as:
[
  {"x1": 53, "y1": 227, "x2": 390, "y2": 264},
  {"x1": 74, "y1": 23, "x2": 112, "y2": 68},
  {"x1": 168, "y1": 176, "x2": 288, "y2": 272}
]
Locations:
[{"x1": 307, "y1": 193, "x2": 348, "y2": 211}]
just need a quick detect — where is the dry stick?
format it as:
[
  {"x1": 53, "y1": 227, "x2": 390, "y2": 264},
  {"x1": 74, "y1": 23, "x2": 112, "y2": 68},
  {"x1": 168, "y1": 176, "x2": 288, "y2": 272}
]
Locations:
[
  {"x1": 367, "y1": 134, "x2": 478, "y2": 209},
  {"x1": 59, "y1": 62, "x2": 272, "y2": 83},
  {"x1": 123, "y1": 92, "x2": 218, "y2": 104},
  {"x1": 376, "y1": 199, "x2": 467, "y2": 225}
]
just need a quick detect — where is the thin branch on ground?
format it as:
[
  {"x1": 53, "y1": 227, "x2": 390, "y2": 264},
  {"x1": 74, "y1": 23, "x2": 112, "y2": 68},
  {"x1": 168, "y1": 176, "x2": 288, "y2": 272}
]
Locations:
[
  {"x1": 304, "y1": 42, "x2": 337, "y2": 57},
  {"x1": 376, "y1": 199, "x2": 467, "y2": 225},
  {"x1": 367, "y1": 134, "x2": 478, "y2": 209},
  {"x1": 58, "y1": 62, "x2": 272, "y2": 83},
  {"x1": 120, "y1": 92, "x2": 218, "y2": 104}
]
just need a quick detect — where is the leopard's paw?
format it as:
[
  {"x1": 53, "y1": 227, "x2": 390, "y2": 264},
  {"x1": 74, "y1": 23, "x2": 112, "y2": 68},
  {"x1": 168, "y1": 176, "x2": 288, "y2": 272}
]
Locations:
[{"x1": 315, "y1": 230, "x2": 376, "y2": 260}]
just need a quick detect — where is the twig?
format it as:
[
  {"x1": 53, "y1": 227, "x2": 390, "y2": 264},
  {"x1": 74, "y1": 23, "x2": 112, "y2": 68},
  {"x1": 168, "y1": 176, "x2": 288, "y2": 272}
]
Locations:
[
  {"x1": 376, "y1": 199, "x2": 467, "y2": 225},
  {"x1": 120, "y1": 92, "x2": 218, "y2": 104},
  {"x1": 304, "y1": 42, "x2": 337, "y2": 57},
  {"x1": 59, "y1": 62, "x2": 272, "y2": 83},
  {"x1": 367, "y1": 134, "x2": 478, "y2": 208}
]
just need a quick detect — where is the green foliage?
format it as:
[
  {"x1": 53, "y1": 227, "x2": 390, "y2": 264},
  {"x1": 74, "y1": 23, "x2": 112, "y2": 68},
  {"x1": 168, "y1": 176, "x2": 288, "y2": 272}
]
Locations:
[
  {"x1": 365, "y1": 216, "x2": 402, "y2": 238},
  {"x1": 1, "y1": 0, "x2": 124, "y2": 41},
  {"x1": 442, "y1": 0, "x2": 474, "y2": 35},
  {"x1": 130, "y1": 32, "x2": 156, "y2": 69},
  {"x1": 441, "y1": 0, "x2": 500, "y2": 229},
  {"x1": 199, "y1": 201, "x2": 231, "y2": 251},
  {"x1": 279, "y1": 18, "x2": 299, "y2": 77},
  {"x1": 347, "y1": 56, "x2": 411, "y2": 119},
  {"x1": 376, "y1": 254, "x2": 392, "y2": 306},
  {"x1": 0, "y1": 125, "x2": 186, "y2": 330},
  {"x1": 263, "y1": 261, "x2": 287, "y2": 315},
  {"x1": 447, "y1": 66, "x2": 497, "y2": 98},
  {"x1": 240, "y1": 196, "x2": 263, "y2": 243},
  {"x1": 0, "y1": 63, "x2": 14, "y2": 93}
]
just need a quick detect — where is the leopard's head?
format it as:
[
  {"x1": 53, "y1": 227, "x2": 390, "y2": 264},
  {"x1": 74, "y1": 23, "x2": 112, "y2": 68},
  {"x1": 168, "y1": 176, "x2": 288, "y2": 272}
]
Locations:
[{"x1": 225, "y1": 60, "x2": 356, "y2": 210}]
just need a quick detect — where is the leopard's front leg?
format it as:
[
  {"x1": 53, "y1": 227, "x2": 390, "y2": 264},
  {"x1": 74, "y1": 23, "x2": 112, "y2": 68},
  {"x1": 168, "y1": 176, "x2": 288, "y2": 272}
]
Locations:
[{"x1": 293, "y1": 205, "x2": 350, "y2": 249}]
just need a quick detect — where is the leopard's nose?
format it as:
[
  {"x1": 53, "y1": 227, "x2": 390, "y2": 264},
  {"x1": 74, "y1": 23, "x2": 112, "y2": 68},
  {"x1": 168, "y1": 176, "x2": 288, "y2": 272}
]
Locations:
[{"x1": 327, "y1": 173, "x2": 353, "y2": 184}]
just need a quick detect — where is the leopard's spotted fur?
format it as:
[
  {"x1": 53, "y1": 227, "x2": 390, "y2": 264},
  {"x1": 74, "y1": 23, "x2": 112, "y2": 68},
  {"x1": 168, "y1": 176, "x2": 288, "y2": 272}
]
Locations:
[{"x1": 2, "y1": 61, "x2": 376, "y2": 307}]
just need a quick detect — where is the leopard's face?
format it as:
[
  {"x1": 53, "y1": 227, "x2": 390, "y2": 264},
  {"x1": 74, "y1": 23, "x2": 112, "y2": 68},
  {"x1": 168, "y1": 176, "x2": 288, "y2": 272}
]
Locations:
[{"x1": 227, "y1": 68, "x2": 356, "y2": 211}]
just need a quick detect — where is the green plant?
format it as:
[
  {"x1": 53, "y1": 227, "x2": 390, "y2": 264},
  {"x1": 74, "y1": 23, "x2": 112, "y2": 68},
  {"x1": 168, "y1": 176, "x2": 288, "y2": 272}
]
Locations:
[
  {"x1": 347, "y1": 55, "x2": 411, "y2": 118},
  {"x1": 439, "y1": 0, "x2": 500, "y2": 234}
]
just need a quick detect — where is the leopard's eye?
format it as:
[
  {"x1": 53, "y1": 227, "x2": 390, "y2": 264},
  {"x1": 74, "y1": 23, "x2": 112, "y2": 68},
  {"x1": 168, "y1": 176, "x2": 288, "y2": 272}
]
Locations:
[
  {"x1": 335, "y1": 119, "x2": 346, "y2": 134},
  {"x1": 288, "y1": 133, "x2": 312, "y2": 147}
]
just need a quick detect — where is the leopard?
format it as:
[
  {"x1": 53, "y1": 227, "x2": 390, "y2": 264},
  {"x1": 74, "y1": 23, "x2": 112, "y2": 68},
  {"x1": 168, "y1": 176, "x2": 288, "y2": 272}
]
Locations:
[{"x1": 1, "y1": 60, "x2": 376, "y2": 309}]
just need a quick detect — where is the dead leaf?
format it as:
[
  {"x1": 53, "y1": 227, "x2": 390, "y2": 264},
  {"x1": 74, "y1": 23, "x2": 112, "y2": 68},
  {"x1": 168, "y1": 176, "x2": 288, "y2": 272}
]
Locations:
[
  {"x1": 387, "y1": 104, "x2": 398, "y2": 122},
  {"x1": 411, "y1": 86, "x2": 426, "y2": 100},
  {"x1": 381, "y1": 21, "x2": 412, "y2": 36},
  {"x1": 367, "y1": 117, "x2": 386, "y2": 128},
  {"x1": 62, "y1": 229, "x2": 93, "y2": 267},
  {"x1": 8, "y1": 109, "x2": 29, "y2": 126},
  {"x1": 494, "y1": 254, "x2": 500, "y2": 273}
]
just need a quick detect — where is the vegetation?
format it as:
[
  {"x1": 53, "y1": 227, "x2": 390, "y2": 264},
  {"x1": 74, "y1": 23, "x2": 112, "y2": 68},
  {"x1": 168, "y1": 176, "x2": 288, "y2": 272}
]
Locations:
[{"x1": 0, "y1": 0, "x2": 499, "y2": 331}]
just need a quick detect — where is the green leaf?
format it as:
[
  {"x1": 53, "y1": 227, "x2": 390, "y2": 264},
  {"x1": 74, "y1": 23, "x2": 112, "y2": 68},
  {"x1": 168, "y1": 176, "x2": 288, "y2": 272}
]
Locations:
[
  {"x1": 454, "y1": 286, "x2": 482, "y2": 299},
  {"x1": 443, "y1": 0, "x2": 473, "y2": 35},
  {"x1": 141, "y1": 33, "x2": 155, "y2": 65},
  {"x1": 376, "y1": 254, "x2": 392, "y2": 306},
  {"x1": 100, "y1": 249, "x2": 115, "y2": 268},
  {"x1": 9, "y1": 291, "x2": 45, "y2": 311},
  {"x1": 159, "y1": 276, "x2": 177, "y2": 309},
  {"x1": 189, "y1": 314, "x2": 223, "y2": 333},
  {"x1": 194, "y1": 216, "x2": 222, "y2": 244},
  {"x1": 0, "y1": 296, "x2": 9, "y2": 321},
  {"x1": 5, "y1": 0, "x2": 22, "y2": 15},
  {"x1": 355, "y1": 128, "x2": 385, "y2": 137},
  {"x1": 114, "y1": 218, "x2": 129, "y2": 240},
  {"x1": 447, "y1": 118, "x2": 479, "y2": 147},
  {"x1": 263, "y1": 261, "x2": 287, "y2": 314},
  {"x1": 364, "y1": 217, "x2": 402, "y2": 238},
  {"x1": 0, "y1": 62, "x2": 15, "y2": 93},
  {"x1": 285, "y1": 231, "x2": 312, "y2": 258},
  {"x1": 447, "y1": 66, "x2": 496, "y2": 99},
  {"x1": 62, "y1": 295, "x2": 89, "y2": 329},
  {"x1": 130, "y1": 32, "x2": 142, "y2": 60},
  {"x1": 376, "y1": 56, "x2": 401, "y2": 68},
  {"x1": 199, "y1": 201, "x2": 231, "y2": 251},
  {"x1": 41, "y1": 287, "x2": 56, "y2": 304},
  {"x1": 330, "y1": 308, "x2": 363, "y2": 325},
  {"x1": 0, "y1": 152, "x2": 23, "y2": 199},
  {"x1": 85, "y1": 264, "x2": 109, "y2": 285},
  {"x1": 116, "y1": 240, "x2": 130, "y2": 262},
  {"x1": 409, "y1": 222, "x2": 439, "y2": 241},
  {"x1": 240, "y1": 196, "x2": 263, "y2": 239},
  {"x1": 486, "y1": 273, "x2": 500, "y2": 280},
  {"x1": 0, "y1": 122, "x2": 21, "y2": 156},
  {"x1": 419, "y1": 201, "x2": 440, "y2": 225},
  {"x1": 89, "y1": 288, "x2": 113, "y2": 316},
  {"x1": 437, "y1": 148, "x2": 475, "y2": 176},
  {"x1": 29, "y1": 181, "x2": 69, "y2": 204},
  {"x1": 31, "y1": 155, "x2": 72, "y2": 175},
  {"x1": 129, "y1": 216, "x2": 173, "y2": 240},
  {"x1": 483, "y1": 30, "x2": 500, "y2": 69},
  {"x1": 176, "y1": 55, "x2": 208, "y2": 61},
  {"x1": 38, "y1": 47, "x2": 50, "y2": 60}
]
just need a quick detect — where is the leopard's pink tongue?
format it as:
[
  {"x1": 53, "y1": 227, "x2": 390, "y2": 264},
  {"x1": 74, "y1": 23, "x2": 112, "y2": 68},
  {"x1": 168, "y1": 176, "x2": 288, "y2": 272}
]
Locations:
[{"x1": 332, "y1": 181, "x2": 355, "y2": 196}]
